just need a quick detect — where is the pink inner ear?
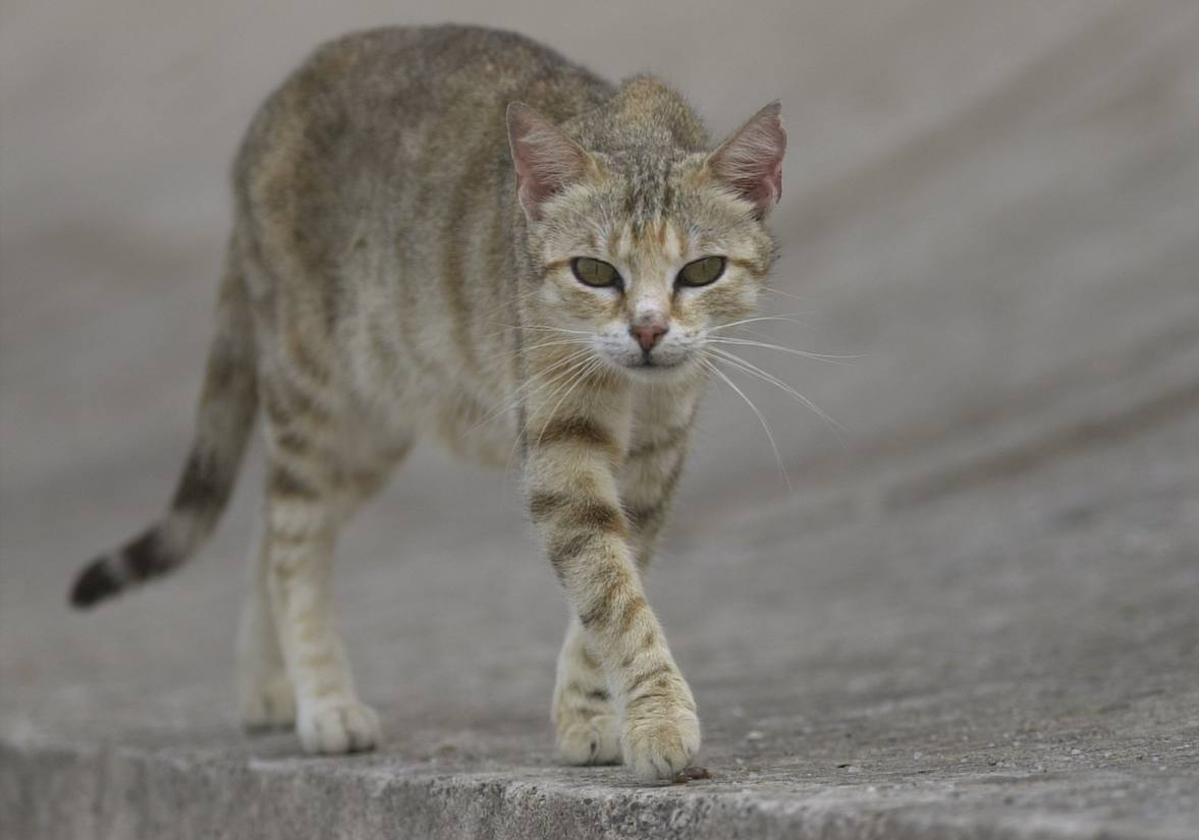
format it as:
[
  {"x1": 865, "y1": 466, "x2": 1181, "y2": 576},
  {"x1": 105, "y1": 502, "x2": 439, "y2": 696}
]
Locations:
[
  {"x1": 507, "y1": 104, "x2": 589, "y2": 219},
  {"x1": 709, "y1": 103, "x2": 787, "y2": 216}
]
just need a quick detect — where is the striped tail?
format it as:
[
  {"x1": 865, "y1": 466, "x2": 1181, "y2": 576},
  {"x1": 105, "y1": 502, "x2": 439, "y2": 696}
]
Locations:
[{"x1": 70, "y1": 247, "x2": 258, "y2": 609}]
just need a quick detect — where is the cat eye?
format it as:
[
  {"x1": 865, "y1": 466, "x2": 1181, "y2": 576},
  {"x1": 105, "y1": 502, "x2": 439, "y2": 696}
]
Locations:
[
  {"x1": 676, "y1": 256, "x2": 726, "y2": 288},
  {"x1": 570, "y1": 257, "x2": 623, "y2": 289}
]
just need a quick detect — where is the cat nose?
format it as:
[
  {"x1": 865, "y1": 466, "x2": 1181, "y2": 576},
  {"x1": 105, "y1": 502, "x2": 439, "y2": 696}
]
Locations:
[{"x1": 630, "y1": 322, "x2": 669, "y2": 352}]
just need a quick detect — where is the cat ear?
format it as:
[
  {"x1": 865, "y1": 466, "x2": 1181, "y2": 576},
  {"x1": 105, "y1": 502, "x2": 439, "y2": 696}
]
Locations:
[
  {"x1": 506, "y1": 102, "x2": 593, "y2": 221},
  {"x1": 705, "y1": 101, "x2": 787, "y2": 218}
]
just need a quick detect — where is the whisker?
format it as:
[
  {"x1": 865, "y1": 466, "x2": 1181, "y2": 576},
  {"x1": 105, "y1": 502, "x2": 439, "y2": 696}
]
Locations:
[
  {"x1": 760, "y1": 286, "x2": 808, "y2": 304},
  {"x1": 494, "y1": 337, "x2": 591, "y2": 362},
  {"x1": 708, "y1": 315, "x2": 809, "y2": 333},
  {"x1": 707, "y1": 348, "x2": 846, "y2": 442},
  {"x1": 495, "y1": 351, "x2": 596, "y2": 422},
  {"x1": 504, "y1": 356, "x2": 604, "y2": 474},
  {"x1": 486, "y1": 322, "x2": 593, "y2": 336},
  {"x1": 533, "y1": 358, "x2": 605, "y2": 450},
  {"x1": 493, "y1": 356, "x2": 602, "y2": 476},
  {"x1": 702, "y1": 356, "x2": 793, "y2": 493},
  {"x1": 478, "y1": 317, "x2": 592, "y2": 345},
  {"x1": 706, "y1": 337, "x2": 861, "y2": 364},
  {"x1": 521, "y1": 325, "x2": 593, "y2": 335},
  {"x1": 466, "y1": 348, "x2": 595, "y2": 434}
]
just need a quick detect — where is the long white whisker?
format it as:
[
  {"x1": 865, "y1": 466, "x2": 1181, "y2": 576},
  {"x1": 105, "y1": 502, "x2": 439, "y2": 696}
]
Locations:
[
  {"x1": 706, "y1": 337, "x2": 862, "y2": 364},
  {"x1": 760, "y1": 286, "x2": 807, "y2": 304},
  {"x1": 504, "y1": 356, "x2": 604, "y2": 474},
  {"x1": 479, "y1": 319, "x2": 592, "y2": 343},
  {"x1": 707, "y1": 348, "x2": 846, "y2": 441},
  {"x1": 499, "y1": 351, "x2": 596, "y2": 419},
  {"x1": 708, "y1": 315, "x2": 808, "y2": 332},
  {"x1": 534, "y1": 358, "x2": 605, "y2": 450},
  {"x1": 496, "y1": 337, "x2": 591, "y2": 361},
  {"x1": 498, "y1": 353, "x2": 605, "y2": 475},
  {"x1": 522, "y1": 326, "x2": 593, "y2": 335},
  {"x1": 702, "y1": 357, "x2": 793, "y2": 492},
  {"x1": 467, "y1": 349, "x2": 595, "y2": 434}
]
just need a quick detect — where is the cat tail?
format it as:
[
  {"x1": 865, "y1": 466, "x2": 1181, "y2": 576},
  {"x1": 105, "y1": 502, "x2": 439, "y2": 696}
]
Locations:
[{"x1": 70, "y1": 241, "x2": 258, "y2": 609}]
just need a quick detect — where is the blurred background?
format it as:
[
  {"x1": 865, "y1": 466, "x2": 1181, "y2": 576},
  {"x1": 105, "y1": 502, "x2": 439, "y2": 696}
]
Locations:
[
  {"x1": 4, "y1": 1, "x2": 1198, "y2": 514},
  {"x1": 2, "y1": 1, "x2": 1199, "y2": 825}
]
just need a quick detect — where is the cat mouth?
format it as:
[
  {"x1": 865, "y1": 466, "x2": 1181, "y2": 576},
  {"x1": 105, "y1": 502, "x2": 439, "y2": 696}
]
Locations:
[
  {"x1": 600, "y1": 347, "x2": 692, "y2": 376},
  {"x1": 625, "y1": 354, "x2": 686, "y2": 372}
]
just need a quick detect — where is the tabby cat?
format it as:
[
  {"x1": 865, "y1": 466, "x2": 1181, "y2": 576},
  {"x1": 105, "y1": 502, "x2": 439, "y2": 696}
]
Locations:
[{"x1": 70, "y1": 24, "x2": 785, "y2": 782}]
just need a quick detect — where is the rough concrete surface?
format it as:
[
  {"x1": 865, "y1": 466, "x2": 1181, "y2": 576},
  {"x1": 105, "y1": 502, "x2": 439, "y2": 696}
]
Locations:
[{"x1": 3, "y1": 2, "x2": 1199, "y2": 838}]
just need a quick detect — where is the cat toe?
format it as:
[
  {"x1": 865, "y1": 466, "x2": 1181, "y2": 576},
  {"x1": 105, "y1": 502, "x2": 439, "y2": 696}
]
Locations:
[{"x1": 622, "y1": 704, "x2": 701, "y2": 782}]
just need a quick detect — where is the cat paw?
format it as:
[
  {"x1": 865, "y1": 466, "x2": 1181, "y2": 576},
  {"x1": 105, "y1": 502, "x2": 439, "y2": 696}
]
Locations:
[
  {"x1": 238, "y1": 672, "x2": 296, "y2": 730},
  {"x1": 557, "y1": 712, "x2": 623, "y2": 765},
  {"x1": 621, "y1": 696, "x2": 701, "y2": 781},
  {"x1": 297, "y1": 699, "x2": 380, "y2": 754}
]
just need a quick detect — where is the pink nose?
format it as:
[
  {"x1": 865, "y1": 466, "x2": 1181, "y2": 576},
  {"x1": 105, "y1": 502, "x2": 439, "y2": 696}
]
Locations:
[{"x1": 630, "y1": 323, "x2": 669, "y2": 352}]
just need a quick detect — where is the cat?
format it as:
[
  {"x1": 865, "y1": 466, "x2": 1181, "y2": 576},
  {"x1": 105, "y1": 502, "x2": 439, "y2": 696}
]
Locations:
[{"x1": 69, "y1": 24, "x2": 785, "y2": 782}]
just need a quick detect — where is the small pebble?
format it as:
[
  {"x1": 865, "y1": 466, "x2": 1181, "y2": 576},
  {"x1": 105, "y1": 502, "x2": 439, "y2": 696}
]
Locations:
[{"x1": 671, "y1": 766, "x2": 713, "y2": 784}]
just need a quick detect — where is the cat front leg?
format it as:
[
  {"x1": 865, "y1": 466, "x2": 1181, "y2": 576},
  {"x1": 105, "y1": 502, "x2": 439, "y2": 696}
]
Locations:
[
  {"x1": 551, "y1": 389, "x2": 699, "y2": 765},
  {"x1": 524, "y1": 377, "x2": 699, "y2": 781}
]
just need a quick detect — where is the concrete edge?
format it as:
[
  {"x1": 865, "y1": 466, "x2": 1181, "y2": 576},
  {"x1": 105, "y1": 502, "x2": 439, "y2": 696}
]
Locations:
[{"x1": 2, "y1": 734, "x2": 1186, "y2": 840}]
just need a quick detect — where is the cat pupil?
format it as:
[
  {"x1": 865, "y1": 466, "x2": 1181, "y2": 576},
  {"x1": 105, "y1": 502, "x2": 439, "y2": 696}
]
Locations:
[
  {"x1": 572, "y1": 257, "x2": 621, "y2": 288},
  {"x1": 678, "y1": 256, "x2": 726, "y2": 287}
]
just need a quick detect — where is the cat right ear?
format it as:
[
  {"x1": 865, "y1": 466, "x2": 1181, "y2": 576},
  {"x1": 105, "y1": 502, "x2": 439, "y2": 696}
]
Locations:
[
  {"x1": 705, "y1": 101, "x2": 786, "y2": 219},
  {"x1": 506, "y1": 103, "x2": 593, "y2": 221}
]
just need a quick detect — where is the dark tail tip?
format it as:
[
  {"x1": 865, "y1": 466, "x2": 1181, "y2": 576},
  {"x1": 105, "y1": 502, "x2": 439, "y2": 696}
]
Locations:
[{"x1": 69, "y1": 557, "x2": 123, "y2": 609}]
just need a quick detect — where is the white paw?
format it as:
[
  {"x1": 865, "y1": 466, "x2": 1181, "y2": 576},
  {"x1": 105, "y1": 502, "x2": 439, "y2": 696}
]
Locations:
[
  {"x1": 557, "y1": 712, "x2": 623, "y2": 765},
  {"x1": 297, "y1": 699, "x2": 381, "y2": 754},
  {"x1": 238, "y1": 672, "x2": 296, "y2": 730},
  {"x1": 621, "y1": 678, "x2": 701, "y2": 781}
]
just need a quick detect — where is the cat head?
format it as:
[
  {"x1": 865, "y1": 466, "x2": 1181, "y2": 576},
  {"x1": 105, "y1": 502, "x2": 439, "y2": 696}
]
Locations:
[{"x1": 507, "y1": 86, "x2": 784, "y2": 382}]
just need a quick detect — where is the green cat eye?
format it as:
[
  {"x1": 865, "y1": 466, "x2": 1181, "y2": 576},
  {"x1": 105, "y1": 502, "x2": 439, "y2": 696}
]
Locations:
[
  {"x1": 570, "y1": 257, "x2": 623, "y2": 289},
  {"x1": 676, "y1": 256, "x2": 726, "y2": 288}
]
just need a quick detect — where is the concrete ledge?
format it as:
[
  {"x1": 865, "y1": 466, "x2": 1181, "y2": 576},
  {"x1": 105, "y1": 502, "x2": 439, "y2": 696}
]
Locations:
[{"x1": 5, "y1": 736, "x2": 1197, "y2": 840}]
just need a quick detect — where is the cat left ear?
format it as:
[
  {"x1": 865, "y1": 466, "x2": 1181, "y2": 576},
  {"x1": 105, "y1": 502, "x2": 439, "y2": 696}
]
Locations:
[
  {"x1": 705, "y1": 101, "x2": 787, "y2": 218},
  {"x1": 506, "y1": 102, "x2": 594, "y2": 221}
]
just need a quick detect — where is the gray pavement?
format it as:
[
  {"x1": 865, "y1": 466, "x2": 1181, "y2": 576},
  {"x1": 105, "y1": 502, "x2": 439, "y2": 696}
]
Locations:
[{"x1": 3, "y1": 2, "x2": 1199, "y2": 838}]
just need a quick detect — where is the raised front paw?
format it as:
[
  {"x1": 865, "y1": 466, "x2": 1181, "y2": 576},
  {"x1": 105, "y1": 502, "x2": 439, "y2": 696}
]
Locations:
[
  {"x1": 297, "y1": 699, "x2": 380, "y2": 754},
  {"x1": 621, "y1": 684, "x2": 701, "y2": 781}
]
